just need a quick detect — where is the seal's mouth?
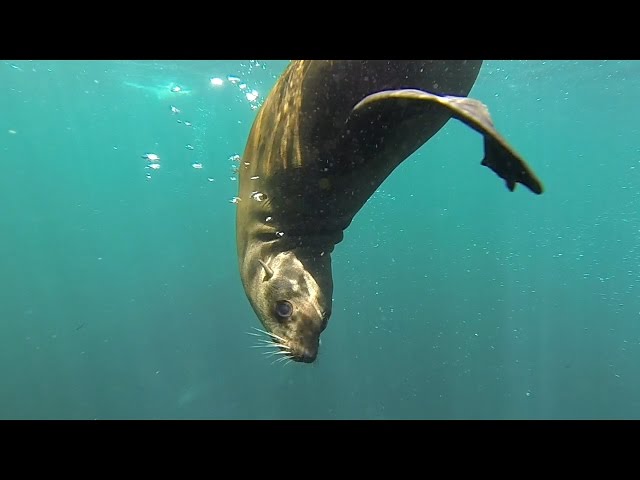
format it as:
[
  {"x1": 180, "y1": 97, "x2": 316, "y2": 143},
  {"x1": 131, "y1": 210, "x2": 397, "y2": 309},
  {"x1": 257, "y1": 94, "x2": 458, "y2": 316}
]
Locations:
[
  {"x1": 278, "y1": 332, "x2": 320, "y2": 363},
  {"x1": 288, "y1": 347, "x2": 317, "y2": 363},
  {"x1": 249, "y1": 327, "x2": 319, "y2": 364},
  {"x1": 270, "y1": 339, "x2": 317, "y2": 363}
]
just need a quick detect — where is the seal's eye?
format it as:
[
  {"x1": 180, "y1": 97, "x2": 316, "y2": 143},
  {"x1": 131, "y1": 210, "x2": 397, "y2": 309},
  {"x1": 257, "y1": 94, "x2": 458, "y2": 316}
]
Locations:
[{"x1": 275, "y1": 300, "x2": 293, "y2": 319}]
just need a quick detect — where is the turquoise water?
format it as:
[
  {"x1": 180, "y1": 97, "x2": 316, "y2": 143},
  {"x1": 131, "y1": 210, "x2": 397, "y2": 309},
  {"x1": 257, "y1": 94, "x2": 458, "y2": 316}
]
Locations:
[{"x1": 1, "y1": 60, "x2": 638, "y2": 419}]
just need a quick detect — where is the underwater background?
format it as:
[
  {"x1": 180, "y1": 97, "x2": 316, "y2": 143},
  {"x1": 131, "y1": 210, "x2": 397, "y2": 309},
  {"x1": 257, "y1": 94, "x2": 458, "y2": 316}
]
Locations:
[{"x1": 1, "y1": 59, "x2": 638, "y2": 419}]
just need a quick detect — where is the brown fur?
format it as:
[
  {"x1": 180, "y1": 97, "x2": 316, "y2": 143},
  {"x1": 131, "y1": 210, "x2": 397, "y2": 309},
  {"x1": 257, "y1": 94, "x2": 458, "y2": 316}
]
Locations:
[{"x1": 235, "y1": 60, "x2": 543, "y2": 363}]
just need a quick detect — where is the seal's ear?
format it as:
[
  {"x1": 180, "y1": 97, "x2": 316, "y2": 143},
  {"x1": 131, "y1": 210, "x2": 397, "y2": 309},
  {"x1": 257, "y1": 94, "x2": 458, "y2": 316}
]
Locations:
[{"x1": 258, "y1": 259, "x2": 274, "y2": 281}]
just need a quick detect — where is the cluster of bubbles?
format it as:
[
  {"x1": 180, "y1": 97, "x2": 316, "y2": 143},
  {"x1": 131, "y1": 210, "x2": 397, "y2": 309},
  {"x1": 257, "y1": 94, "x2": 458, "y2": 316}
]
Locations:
[
  {"x1": 140, "y1": 62, "x2": 268, "y2": 197},
  {"x1": 140, "y1": 95, "x2": 207, "y2": 180},
  {"x1": 229, "y1": 154, "x2": 242, "y2": 204},
  {"x1": 209, "y1": 73, "x2": 263, "y2": 111}
]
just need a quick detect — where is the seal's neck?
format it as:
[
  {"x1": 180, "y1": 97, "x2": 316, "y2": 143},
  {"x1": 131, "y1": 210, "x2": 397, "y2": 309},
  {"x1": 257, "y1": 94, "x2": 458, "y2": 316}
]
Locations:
[{"x1": 275, "y1": 230, "x2": 343, "y2": 258}]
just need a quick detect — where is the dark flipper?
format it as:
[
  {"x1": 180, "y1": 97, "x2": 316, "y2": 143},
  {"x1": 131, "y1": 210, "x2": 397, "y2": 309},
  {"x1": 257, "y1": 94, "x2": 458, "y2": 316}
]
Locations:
[{"x1": 349, "y1": 89, "x2": 544, "y2": 195}]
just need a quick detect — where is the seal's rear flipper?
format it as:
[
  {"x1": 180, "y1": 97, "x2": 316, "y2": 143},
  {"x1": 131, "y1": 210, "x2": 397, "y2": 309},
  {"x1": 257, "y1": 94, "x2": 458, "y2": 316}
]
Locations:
[{"x1": 350, "y1": 89, "x2": 544, "y2": 195}]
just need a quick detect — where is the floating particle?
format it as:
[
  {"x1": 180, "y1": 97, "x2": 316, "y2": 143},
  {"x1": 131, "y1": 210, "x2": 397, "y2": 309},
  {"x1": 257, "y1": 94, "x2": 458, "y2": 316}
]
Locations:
[
  {"x1": 227, "y1": 75, "x2": 241, "y2": 84},
  {"x1": 184, "y1": 121, "x2": 192, "y2": 127},
  {"x1": 229, "y1": 154, "x2": 241, "y2": 162},
  {"x1": 230, "y1": 197, "x2": 241, "y2": 204},
  {"x1": 142, "y1": 153, "x2": 160, "y2": 162},
  {"x1": 148, "y1": 163, "x2": 161, "y2": 170},
  {"x1": 171, "y1": 86, "x2": 182, "y2": 93},
  {"x1": 210, "y1": 77, "x2": 224, "y2": 86},
  {"x1": 8, "y1": 129, "x2": 17, "y2": 135},
  {"x1": 185, "y1": 144, "x2": 194, "y2": 150},
  {"x1": 170, "y1": 105, "x2": 180, "y2": 114},
  {"x1": 250, "y1": 175, "x2": 259, "y2": 180},
  {"x1": 246, "y1": 90, "x2": 259, "y2": 102},
  {"x1": 192, "y1": 163, "x2": 203, "y2": 169},
  {"x1": 251, "y1": 191, "x2": 266, "y2": 201}
]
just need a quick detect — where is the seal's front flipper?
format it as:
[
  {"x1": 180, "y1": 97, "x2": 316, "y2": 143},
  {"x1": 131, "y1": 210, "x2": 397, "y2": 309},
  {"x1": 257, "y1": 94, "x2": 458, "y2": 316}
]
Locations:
[{"x1": 350, "y1": 89, "x2": 544, "y2": 195}]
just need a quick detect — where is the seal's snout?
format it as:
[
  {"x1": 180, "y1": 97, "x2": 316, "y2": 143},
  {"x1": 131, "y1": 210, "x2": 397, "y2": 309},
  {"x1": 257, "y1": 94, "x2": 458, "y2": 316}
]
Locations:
[
  {"x1": 290, "y1": 341, "x2": 318, "y2": 363},
  {"x1": 298, "y1": 347, "x2": 317, "y2": 363}
]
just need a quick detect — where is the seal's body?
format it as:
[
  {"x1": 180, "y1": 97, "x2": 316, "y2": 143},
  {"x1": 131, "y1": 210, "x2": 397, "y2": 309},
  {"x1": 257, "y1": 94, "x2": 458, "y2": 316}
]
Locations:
[{"x1": 236, "y1": 60, "x2": 543, "y2": 364}]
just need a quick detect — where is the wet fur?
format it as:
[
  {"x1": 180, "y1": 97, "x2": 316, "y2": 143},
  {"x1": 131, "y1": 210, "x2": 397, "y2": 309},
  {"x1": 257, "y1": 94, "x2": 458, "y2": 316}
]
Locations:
[{"x1": 236, "y1": 60, "x2": 543, "y2": 364}]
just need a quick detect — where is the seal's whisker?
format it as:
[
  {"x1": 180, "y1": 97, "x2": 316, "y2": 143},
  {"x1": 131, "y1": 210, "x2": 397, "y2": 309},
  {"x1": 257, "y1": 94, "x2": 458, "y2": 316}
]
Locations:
[
  {"x1": 284, "y1": 359, "x2": 293, "y2": 366},
  {"x1": 253, "y1": 338, "x2": 291, "y2": 352},
  {"x1": 253, "y1": 327, "x2": 288, "y2": 344},
  {"x1": 253, "y1": 336, "x2": 290, "y2": 348},
  {"x1": 249, "y1": 329, "x2": 291, "y2": 364},
  {"x1": 262, "y1": 341, "x2": 291, "y2": 351},
  {"x1": 267, "y1": 333, "x2": 288, "y2": 344},
  {"x1": 264, "y1": 350, "x2": 290, "y2": 359}
]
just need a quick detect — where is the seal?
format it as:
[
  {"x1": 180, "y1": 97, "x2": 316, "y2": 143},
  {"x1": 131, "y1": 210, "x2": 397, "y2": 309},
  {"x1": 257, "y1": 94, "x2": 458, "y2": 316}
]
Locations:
[{"x1": 236, "y1": 60, "x2": 543, "y2": 364}]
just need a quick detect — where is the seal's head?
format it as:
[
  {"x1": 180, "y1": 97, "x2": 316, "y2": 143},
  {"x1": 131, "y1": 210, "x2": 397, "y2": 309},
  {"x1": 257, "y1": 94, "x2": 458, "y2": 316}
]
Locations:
[{"x1": 245, "y1": 249, "x2": 333, "y2": 363}]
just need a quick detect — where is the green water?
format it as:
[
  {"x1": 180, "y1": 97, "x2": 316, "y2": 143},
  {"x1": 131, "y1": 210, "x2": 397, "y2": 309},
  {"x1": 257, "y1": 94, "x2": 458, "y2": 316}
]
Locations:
[{"x1": 1, "y1": 60, "x2": 638, "y2": 419}]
